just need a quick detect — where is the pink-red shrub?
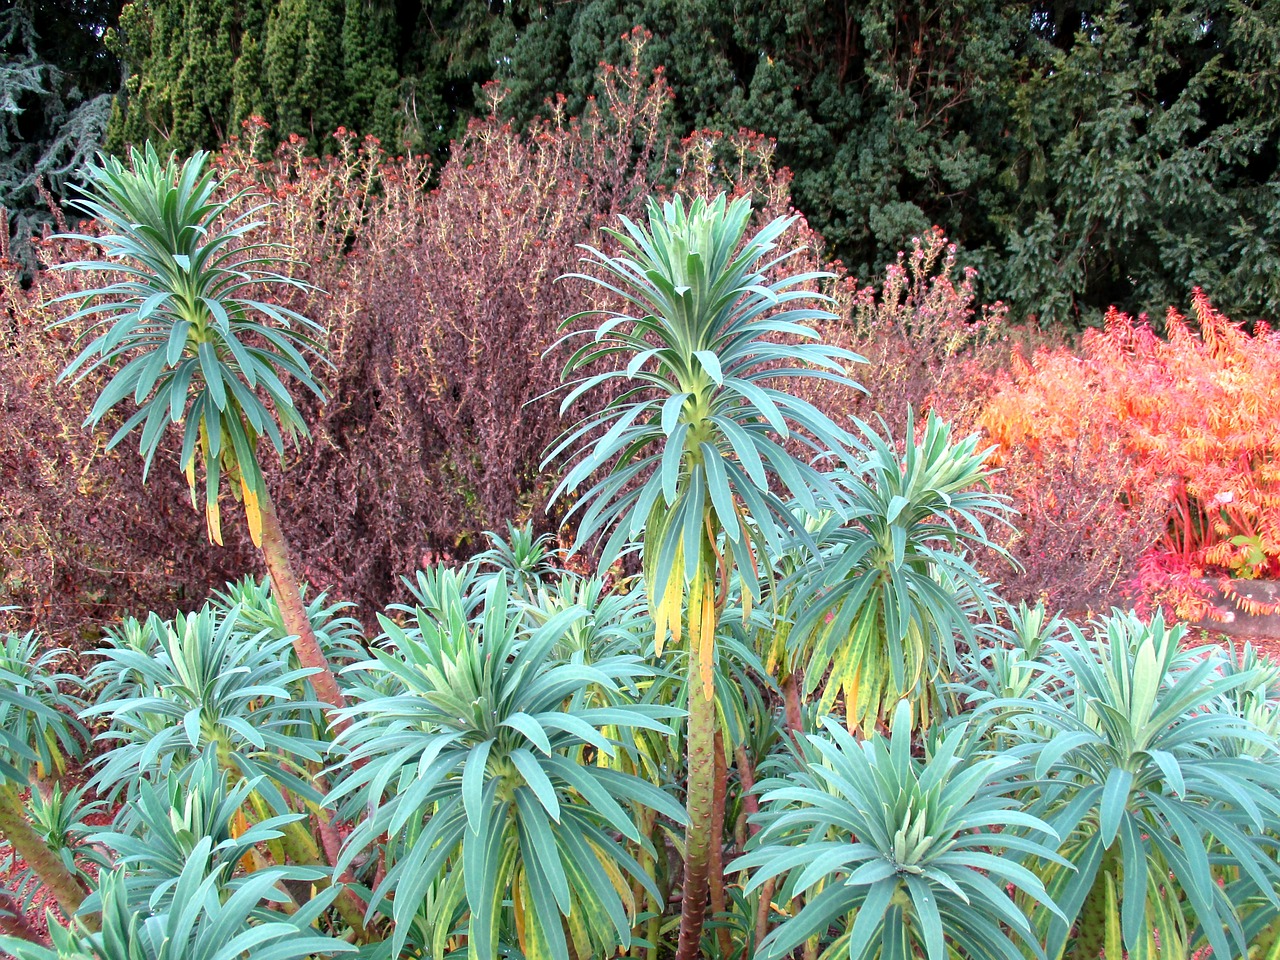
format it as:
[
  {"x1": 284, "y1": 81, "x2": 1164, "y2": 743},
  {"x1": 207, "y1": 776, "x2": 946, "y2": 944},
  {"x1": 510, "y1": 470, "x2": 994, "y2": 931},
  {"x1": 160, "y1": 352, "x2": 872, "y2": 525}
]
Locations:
[
  {"x1": 0, "y1": 230, "x2": 257, "y2": 640},
  {"x1": 822, "y1": 227, "x2": 1012, "y2": 429},
  {"x1": 980, "y1": 290, "x2": 1280, "y2": 619}
]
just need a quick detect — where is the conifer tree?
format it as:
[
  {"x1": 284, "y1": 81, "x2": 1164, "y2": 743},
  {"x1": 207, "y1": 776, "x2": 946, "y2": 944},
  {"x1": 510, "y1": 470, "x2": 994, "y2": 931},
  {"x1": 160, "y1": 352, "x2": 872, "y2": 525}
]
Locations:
[
  {"x1": 494, "y1": 0, "x2": 1280, "y2": 326},
  {"x1": 2, "y1": 0, "x2": 118, "y2": 266},
  {"x1": 105, "y1": 0, "x2": 489, "y2": 159}
]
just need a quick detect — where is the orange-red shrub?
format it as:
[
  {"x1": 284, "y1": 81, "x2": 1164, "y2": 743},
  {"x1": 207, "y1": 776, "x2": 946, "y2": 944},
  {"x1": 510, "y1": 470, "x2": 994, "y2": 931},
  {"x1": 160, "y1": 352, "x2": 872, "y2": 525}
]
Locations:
[{"x1": 980, "y1": 289, "x2": 1280, "y2": 619}]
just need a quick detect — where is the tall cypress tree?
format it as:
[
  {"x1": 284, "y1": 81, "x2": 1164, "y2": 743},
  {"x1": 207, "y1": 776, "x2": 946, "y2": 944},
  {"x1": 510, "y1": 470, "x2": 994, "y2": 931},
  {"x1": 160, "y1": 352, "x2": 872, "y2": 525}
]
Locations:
[
  {"x1": 107, "y1": 0, "x2": 255, "y2": 154},
  {"x1": 340, "y1": 0, "x2": 401, "y2": 147},
  {"x1": 262, "y1": 0, "x2": 347, "y2": 140},
  {"x1": 105, "y1": 0, "x2": 499, "y2": 159}
]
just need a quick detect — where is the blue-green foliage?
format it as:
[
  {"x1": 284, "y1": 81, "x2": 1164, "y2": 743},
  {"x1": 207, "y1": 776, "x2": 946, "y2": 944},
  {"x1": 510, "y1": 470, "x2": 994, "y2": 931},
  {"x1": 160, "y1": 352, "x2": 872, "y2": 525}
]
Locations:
[{"x1": 326, "y1": 572, "x2": 686, "y2": 960}]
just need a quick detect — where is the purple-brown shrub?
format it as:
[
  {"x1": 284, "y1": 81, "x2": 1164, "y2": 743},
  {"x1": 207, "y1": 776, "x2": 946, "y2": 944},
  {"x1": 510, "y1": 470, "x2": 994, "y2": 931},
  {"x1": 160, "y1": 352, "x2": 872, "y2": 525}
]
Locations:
[
  {"x1": 0, "y1": 33, "x2": 808, "y2": 638},
  {"x1": 0, "y1": 230, "x2": 256, "y2": 640}
]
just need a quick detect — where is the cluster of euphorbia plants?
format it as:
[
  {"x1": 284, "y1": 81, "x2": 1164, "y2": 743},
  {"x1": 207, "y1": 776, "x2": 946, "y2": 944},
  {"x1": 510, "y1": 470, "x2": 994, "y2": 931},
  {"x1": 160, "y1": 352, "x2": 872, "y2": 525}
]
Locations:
[{"x1": 2, "y1": 149, "x2": 1280, "y2": 960}]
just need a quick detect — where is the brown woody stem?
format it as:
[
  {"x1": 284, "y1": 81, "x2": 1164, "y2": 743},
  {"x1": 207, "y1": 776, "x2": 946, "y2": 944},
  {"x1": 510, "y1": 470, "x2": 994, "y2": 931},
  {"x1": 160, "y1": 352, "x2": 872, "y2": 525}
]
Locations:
[
  {"x1": 781, "y1": 671, "x2": 804, "y2": 745},
  {"x1": 277, "y1": 811, "x2": 370, "y2": 942},
  {"x1": 754, "y1": 876, "x2": 776, "y2": 955},
  {"x1": 0, "y1": 781, "x2": 88, "y2": 923},
  {"x1": 0, "y1": 889, "x2": 45, "y2": 943},
  {"x1": 257, "y1": 488, "x2": 346, "y2": 713},
  {"x1": 709, "y1": 729, "x2": 732, "y2": 959}
]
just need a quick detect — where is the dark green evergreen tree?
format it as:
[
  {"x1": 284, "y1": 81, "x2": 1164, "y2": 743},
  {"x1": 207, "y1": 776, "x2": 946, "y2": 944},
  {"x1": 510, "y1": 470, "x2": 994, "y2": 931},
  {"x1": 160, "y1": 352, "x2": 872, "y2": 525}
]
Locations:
[
  {"x1": 263, "y1": 0, "x2": 348, "y2": 141},
  {"x1": 32, "y1": 0, "x2": 1280, "y2": 324},
  {"x1": 998, "y1": 0, "x2": 1280, "y2": 324},
  {"x1": 396, "y1": 0, "x2": 506, "y2": 155},
  {"x1": 493, "y1": 0, "x2": 1280, "y2": 325},
  {"x1": 492, "y1": 0, "x2": 1023, "y2": 295},
  {"x1": 2, "y1": 0, "x2": 120, "y2": 266},
  {"x1": 106, "y1": 0, "x2": 500, "y2": 159},
  {"x1": 106, "y1": 0, "x2": 257, "y2": 154},
  {"x1": 340, "y1": 0, "x2": 401, "y2": 146}
]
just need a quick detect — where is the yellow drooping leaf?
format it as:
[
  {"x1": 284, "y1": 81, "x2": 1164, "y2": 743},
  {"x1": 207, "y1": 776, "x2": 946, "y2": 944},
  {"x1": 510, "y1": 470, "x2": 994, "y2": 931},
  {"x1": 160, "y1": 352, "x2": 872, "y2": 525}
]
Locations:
[
  {"x1": 1104, "y1": 871, "x2": 1121, "y2": 960},
  {"x1": 240, "y1": 475, "x2": 263, "y2": 547},
  {"x1": 588, "y1": 839, "x2": 636, "y2": 914},
  {"x1": 667, "y1": 583, "x2": 683, "y2": 648},
  {"x1": 516, "y1": 870, "x2": 556, "y2": 960},
  {"x1": 206, "y1": 495, "x2": 223, "y2": 546},
  {"x1": 654, "y1": 565, "x2": 684, "y2": 657},
  {"x1": 196, "y1": 420, "x2": 223, "y2": 545},
  {"x1": 230, "y1": 808, "x2": 257, "y2": 873},
  {"x1": 566, "y1": 897, "x2": 593, "y2": 960},
  {"x1": 843, "y1": 663, "x2": 864, "y2": 735},
  {"x1": 652, "y1": 586, "x2": 667, "y2": 655},
  {"x1": 513, "y1": 872, "x2": 528, "y2": 955},
  {"x1": 185, "y1": 455, "x2": 197, "y2": 511}
]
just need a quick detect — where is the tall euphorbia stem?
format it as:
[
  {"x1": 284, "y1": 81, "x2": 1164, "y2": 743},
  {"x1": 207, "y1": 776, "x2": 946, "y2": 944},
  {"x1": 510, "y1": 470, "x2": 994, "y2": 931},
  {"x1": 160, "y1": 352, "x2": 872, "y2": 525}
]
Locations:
[
  {"x1": 1250, "y1": 909, "x2": 1280, "y2": 960},
  {"x1": 240, "y1": 771, "x2": 369, "y2": 941},
  {"x1": 709, "y1": 729, "x2": 732, "y2": 959},
  {"x1": 1070, "y1": 849, "x2": 1119, "y2": 960},
  {"x1": 629, "y1": 805, "x2": 659, "y2": 960},
  {"x1": 781, "y1": 671, "x2": 805, "y2": 745},
  {"x1": 676, "y1": 652, "x2": 716, "y2": 960},
  {"x1": 676, "y1": 548, "x2": 719, "y2": 960},
  {"x1": 256, "y1": 487, "x2": 345, "y2": 713},
  {"x1": 0, "y1": 782, "x2": 88, "y2": 923}
]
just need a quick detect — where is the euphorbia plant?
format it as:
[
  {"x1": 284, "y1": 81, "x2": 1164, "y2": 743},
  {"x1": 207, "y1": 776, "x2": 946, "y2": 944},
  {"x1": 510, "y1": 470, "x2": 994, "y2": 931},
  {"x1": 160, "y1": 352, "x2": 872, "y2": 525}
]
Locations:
[
  {"x1": 2, "y1": 784, "x2": 104, "y2": 928},
  {"x1": 82, "y1": 758, "x2": 326, "y2": 918},
  {"x1": 80, "y1": 601, "x2": 378, "y2": 934},
  {"x1": 475, "y1": 521, "x2": 560, "y2": 601},
  {"x1": 548, "y1": 193, "x2": 861, "y2": 957},
  {"x1": 51, "y1": 144, "x2": 345, "y2": 709},
  {"x1": 326, "y1": 573, "x2": 685, "y2": 959},
  {"x1": 994, "y1": 611, "x2": 1280, "y2": 960},
  {"x1": 86, "y1": 603, "x2": 329, "y2": 813},
  {"x1": 0, "y1": 633, "x2": 91, "y2": 926},
  {"x1": 788, "y1": 411, "x2": 1010, "y2": 733},
  {"x1": 734, "y1": 700, "x2": 1063, "y2": 960},
  {"x1": 0, "y1": 848, "x2": 353, "y2": 960}
]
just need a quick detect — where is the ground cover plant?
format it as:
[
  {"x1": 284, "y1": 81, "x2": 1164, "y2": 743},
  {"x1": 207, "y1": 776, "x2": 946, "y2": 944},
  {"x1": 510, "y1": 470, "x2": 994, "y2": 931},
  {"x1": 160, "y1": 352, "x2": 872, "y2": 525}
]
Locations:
[{"x1": 3, "y1": 135, "x2": 1280, "y2": 960}]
